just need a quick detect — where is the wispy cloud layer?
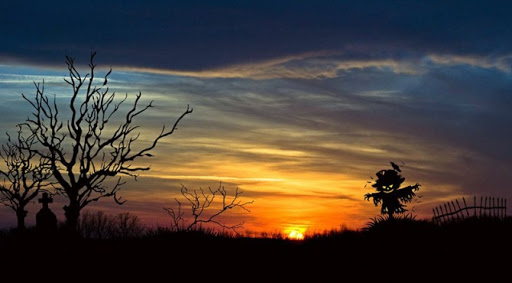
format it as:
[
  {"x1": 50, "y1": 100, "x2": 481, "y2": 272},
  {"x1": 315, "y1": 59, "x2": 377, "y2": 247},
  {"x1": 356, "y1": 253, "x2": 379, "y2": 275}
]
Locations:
[
  {"x1": 427, "y1": 54, "x2": 512, "y2": 72},
  {"x1": 117, "y1": 53, "x2": 421, "y2": 79},
  {"x1": 114, "y1": 52, "x2": 512, "y2": 80}
]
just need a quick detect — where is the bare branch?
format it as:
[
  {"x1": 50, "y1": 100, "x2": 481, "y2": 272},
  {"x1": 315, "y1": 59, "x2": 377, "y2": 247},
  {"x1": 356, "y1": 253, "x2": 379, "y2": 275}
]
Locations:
[
  {"x1": 163, "y1": 198, "x2": 185, "y2": 231},
  {"x1": 164, "y1": 183, "x2": 253, "y2": 233}
]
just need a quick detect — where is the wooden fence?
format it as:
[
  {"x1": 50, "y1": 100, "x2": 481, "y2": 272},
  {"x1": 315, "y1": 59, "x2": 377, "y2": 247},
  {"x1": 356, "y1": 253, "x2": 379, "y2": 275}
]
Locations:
[{"x1": 432, "y1": 196, "x2": 507, "y2": 223}]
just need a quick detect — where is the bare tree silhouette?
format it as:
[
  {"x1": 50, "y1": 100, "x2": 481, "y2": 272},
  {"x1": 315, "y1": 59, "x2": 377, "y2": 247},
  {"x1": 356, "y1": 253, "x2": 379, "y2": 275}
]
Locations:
[
  {"x1": 164, "y1": 184, "x2": 253, "y2": 233},
  {"x1": 20, "y1": 52, "x2": 192, "y2": 229},
  {"x1": 0, "y1": 127, "x2": 52, "y2": 230}
]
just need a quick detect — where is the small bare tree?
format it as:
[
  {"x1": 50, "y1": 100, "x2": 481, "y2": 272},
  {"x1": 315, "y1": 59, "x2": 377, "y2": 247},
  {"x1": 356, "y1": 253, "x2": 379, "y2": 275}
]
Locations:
[
  {"x1": 164, "y1": 184, "x2": 253, "y2": 233},
  {"x1": 78, "y1": 211, "x2": 114, "y2": 239},
  {"x1": 0, "y1": 127, "x2": 52, "y2": 230},
  {"x1": 114, "y1": 212, "x2": 145, "y2": 238},
  {"x1": 21, "y1": 52, "x2": 192, "y2": 229}
]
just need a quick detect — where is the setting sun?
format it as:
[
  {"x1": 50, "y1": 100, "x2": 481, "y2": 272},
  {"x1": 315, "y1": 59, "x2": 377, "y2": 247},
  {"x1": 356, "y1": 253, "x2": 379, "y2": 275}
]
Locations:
[
  {"x1": 286, "y1": 227, "x2": 306, "y2": 240},
  {"x1": 288, "y1": 230, "x2": 304, "y2": 240}
]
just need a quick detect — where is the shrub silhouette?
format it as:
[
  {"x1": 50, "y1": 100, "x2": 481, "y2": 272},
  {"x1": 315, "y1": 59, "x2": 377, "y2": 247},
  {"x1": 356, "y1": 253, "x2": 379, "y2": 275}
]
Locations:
[{"x1": 78, "y1": 211, "x2": 144, "y2": 239}]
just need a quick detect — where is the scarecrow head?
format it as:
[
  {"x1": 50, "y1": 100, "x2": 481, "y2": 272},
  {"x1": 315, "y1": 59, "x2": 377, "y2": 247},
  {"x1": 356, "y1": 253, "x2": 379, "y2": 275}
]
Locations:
[{"x1": 372, "y1": 169, "x2": 405, "y2": 193}]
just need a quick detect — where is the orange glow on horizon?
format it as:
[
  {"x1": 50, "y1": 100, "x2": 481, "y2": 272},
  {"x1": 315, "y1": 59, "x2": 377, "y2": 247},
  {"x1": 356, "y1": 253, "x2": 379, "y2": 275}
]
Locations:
[
  {"x1": 90, "y1": 138, "x2": 446, "y2": 234},
  {"x1": 137, "y1": 166, "x2": 379, "y2": 232},
  {"x1": 288, "y1": 230, "x2": 304, "y2": 240},
  {"x1": 285, "y1": 226, "x2": 306, "y2": 240}
]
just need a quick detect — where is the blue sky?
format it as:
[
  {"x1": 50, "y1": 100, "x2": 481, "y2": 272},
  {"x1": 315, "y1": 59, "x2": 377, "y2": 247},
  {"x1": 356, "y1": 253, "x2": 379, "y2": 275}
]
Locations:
[{"x1": 1, "y1": 1, "x2": 512, "y2": 231}]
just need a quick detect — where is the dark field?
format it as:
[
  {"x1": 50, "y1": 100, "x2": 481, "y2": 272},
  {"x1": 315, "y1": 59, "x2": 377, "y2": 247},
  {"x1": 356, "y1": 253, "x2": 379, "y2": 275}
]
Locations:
[{"x1": 1, "y1": 217, "x2": 511, "y2": 280}]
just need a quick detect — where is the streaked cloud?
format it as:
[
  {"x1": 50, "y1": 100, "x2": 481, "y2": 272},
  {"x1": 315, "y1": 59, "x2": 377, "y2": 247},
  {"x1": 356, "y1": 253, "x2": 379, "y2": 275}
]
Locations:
[
  {"x1": 116, "y1": 52, "x2": 423, "y2": 80},
  {"x1": 149, "y1": 174, "x2": 285, "y2": 182},
  {"x1": 110, "y1": 52, "x2": 512, "y2": 81},
  {"x1": 427, "y1": 54, "x2": 512, "y2": 72}
]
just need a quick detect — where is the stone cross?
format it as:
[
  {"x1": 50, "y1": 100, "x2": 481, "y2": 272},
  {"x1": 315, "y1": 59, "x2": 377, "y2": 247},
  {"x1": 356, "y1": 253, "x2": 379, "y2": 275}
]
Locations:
[
  {"x1": 36, "y1": 192, "x2": 57, "y2": 233},
  {"x1": 38, "y1": 192, "x2": 53, "y2": 209}
]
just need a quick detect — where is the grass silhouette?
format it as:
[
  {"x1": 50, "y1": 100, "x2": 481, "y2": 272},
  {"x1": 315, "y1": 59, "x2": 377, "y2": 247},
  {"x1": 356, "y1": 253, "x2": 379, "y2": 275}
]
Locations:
[{"x1": 1, "y1": 216, "x2": 511, "y2": 279}]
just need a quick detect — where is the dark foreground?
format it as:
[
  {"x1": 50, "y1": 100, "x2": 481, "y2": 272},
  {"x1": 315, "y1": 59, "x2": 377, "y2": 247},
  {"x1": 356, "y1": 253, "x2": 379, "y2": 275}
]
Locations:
[{"x1": 1, "y1": 218, "x2": 511, "y2": 280}]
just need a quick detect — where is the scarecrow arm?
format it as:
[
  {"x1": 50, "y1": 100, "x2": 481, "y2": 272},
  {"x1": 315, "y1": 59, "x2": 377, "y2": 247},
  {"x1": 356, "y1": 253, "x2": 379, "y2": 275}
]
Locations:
[
  {"x1": 396, "y1": 183, "x2": 420, "y2": 203},
  {"x1": 364, "y1": 192, "x2": 384, "y2": 206}
]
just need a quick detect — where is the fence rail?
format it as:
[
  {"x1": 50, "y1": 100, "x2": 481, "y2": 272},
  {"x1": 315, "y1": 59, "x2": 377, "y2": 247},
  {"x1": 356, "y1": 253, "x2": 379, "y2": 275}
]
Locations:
[{"x1": 432, "y1": 196, "x2": 507, "y2": 223}]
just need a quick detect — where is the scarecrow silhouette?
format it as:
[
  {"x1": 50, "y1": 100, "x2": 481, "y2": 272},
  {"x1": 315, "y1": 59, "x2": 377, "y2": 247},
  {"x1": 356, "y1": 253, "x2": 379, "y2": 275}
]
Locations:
[{"x1": 364, "y1": 162, "x2": 420, "y2": 218}]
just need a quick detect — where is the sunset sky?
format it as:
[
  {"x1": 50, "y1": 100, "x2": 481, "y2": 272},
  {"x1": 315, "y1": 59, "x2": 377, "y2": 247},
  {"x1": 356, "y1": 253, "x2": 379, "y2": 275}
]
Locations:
[{"x1": 1, "y1": 1, "x2": 512, "y2": 233}]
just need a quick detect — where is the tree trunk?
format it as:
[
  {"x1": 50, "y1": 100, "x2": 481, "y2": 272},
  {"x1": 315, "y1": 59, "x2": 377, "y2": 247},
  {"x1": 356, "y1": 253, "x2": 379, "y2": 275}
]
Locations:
[
  {"x1": 64, "y1": 201, "x2": 80, "y2": 230},
  {"x1": 16, "y1": 207, "x2": 27, "y2": 230}
]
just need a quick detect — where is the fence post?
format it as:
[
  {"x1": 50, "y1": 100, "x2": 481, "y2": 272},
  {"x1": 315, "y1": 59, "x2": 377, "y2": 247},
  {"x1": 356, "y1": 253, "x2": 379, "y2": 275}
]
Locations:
[
  {"x1": 450, "y1": 201, "x2": 458, "y2": 221},
  {"x1": 462, "y1": 197, "x2": 470, "y2": 218},
  {"x1": 444, "y1": 203, "x2": 450, "y2": 222},
  {"x1": 436, "y1": 207, "x2": 443, "y2": 223},
  {"x1": 501, "y1": 198, "x2": 504, "y2": 219},
  {"x1": 455, "y1": 199, "x2": 464, "y2": 220},
  {"x1": 474, "y1": 196, "x2": 477, "y2": 217},
  {"x1": 488, "y1": 196, "x2": 491, "y2": 217},
  {"x1": 490, "y1": 197, "x2": 493, "y2": 217},
  {"x1": 496, "y1": 197, "x2": 499, "y2": 217},
  {"x1": 488, "y1": 197, "x2": 491, "y2": 217},
  {"x1": 493, "y1": 197, "x2": 496, "y2": 217},
  {"x1": 480, "y1": 196, "x2": 484, "y2": 217},
  {"x1": 441, "y1": 205, "x2": 448, "y2": 223},
  {"x1": 501, "y1": 198, "x2": 504, "y2": 218}
]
